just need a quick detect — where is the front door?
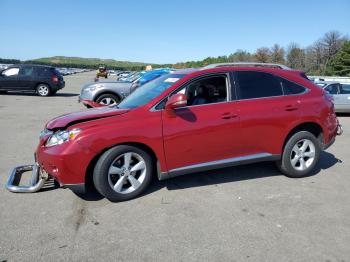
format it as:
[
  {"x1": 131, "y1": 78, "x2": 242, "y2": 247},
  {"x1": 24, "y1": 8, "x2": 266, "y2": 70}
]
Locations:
[
  {"x1": 0, "y1": 67, "x2": 20, "y2": 89},
  {"x1": 18, "y1": 66, "x2": 35, "y2": 90},
  {"x1": 162, "y1": 73, "x2": 241, "y2": 172}
]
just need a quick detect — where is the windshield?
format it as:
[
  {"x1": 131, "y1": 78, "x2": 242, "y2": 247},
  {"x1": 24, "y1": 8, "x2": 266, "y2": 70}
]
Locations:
[
  {"x1": 125, "y1": 72, "x2": 142, "y2": 82},
  {"x1": 118, "y1": 74, "x2": 185, "y2": 109}
]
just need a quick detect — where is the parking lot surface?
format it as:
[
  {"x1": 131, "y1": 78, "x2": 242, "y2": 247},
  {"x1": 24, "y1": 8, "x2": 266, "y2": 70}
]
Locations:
[{"x1": 0, "y1": 72, "x2": 349, "y2": 262}]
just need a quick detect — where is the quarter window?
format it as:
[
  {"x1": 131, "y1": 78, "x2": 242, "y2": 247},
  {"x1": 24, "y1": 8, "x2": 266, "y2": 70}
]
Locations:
[
  {"x1": 235, "y1": 71, "x2": 282, "y2": 99},
  {"x1": 280, "y1": 78, "x2": 306, "y2": 95}
]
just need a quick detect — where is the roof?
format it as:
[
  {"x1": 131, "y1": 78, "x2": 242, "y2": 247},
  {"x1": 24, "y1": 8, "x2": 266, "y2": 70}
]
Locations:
[
  {"x1": 202, "y1": 62, "x2": 291, "y2": 70},
  {"x1": 170, "y1": 68, "x2": 198, "y2": 75}
]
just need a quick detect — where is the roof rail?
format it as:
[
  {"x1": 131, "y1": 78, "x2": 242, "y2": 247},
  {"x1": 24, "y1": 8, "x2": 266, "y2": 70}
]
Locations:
[{"x1": 202, "y1": 62, "x2": 292, "y2": 70}]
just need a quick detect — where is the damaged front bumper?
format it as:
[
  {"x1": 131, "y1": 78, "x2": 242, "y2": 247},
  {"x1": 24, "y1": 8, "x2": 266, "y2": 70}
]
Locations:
[{"x1": 6, "y1": 163, "x2": 49, "y2": 193}]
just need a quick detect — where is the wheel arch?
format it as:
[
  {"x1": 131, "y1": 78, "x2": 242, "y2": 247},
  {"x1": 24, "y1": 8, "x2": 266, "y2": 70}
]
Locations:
[
  {"x1": 282, "y1": 122, "x2": 324, "y2": 152},
  {"x1": 93, "y1": 91, "x2": 122, "y2": 102},
  {"x1": 36, "y1": 82, "x2": 51, "y2": 88},
  {"x1": 85, "y1": 142, "x2": 159, "y2": 189}
]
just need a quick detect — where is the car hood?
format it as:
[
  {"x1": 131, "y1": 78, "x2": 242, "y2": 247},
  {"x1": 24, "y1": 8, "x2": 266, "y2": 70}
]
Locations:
[
  {"x1": 46, "y1": 107, "x2": 130, "y2": 130},
  {"x1": 82, "y1": 80, "x2": 131, "y2": 88}
]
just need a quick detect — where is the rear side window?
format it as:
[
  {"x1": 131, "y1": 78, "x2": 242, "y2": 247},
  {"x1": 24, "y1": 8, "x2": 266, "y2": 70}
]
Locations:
[
  {"x1": 52, "y1": 68, "x2": 61, "y2": 76},
  {"x1": 235, "y1": 71, "x2": 282, "y2": 99},
  {"x1": 36, "y1": 67, "x2": 52, "y2": 76},
  {"x1": 280, "y1": 78, "x2": 306, "y2": 95}
]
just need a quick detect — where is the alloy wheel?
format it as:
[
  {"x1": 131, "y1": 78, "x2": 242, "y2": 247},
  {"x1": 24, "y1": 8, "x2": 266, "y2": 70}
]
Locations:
[
  {"x1": 107, "y1": 152, "x2": 147, "y2": 194},
  {"x1": 37, "y1": 85, "x2": 49, "y2": 96},
  {"x1": 99, "y1": 97, "x2": 117, "y2": 106},
  {"x1": 290, "y1": 139, "x2": 316, "y2": 171}
]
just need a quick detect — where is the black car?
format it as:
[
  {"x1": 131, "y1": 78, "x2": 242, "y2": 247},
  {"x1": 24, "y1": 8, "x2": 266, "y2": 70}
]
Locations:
[{"x1": 0, "y1": 64, "x2": 65, "y2": 96}]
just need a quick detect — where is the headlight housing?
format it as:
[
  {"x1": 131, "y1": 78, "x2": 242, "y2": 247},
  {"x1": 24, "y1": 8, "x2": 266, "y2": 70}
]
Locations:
[{"x1": 45, "y1": 128, "x2": 81, "y2": 147}]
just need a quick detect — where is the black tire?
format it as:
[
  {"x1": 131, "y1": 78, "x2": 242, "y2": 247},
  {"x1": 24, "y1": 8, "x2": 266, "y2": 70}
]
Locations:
[
  {"x1": 276, "y1": 131, "x2": 321, "y2": 178},
  {"x1": 36, "y1": 84, "x2": 51, "y2": 97},
  {"x1": 0, "y1": 90, "x2": 7, "y2": 94},
  {"x1": 93, "y1": 145, "x2": 154, "y2": 202},
  {"x1": 95, "y1": 93, "x2": 120, "y2": 106}
]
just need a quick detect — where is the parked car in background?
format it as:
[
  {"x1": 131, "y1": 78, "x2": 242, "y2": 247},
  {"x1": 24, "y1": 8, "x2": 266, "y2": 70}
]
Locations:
[
  {"x1": 315, "y1": 81, "x2": 350, "y2": 113},
  {"x1": 116, "y1": 71, "x2": 133, "y2": 80},
  {"x1": 108, "y1": 70, "x2": 116, "y2": 76},
  {"x1": 7, "y1": 64, "x2": 342, "y2": 201},
  {"x1": 0, "y1": 64, "x2": 65, "y2": 96},
  {"x1": 79, "y1": 68, "x2": 175, "y2": 107}
]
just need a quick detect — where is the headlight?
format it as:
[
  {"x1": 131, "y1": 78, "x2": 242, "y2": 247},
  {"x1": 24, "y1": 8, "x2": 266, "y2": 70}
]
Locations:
[{"x1": 45, "y1": 128, "x2": 81, "y2": 147}]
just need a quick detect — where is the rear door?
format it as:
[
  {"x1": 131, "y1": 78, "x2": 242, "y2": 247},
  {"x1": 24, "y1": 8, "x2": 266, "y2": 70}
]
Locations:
[
  {"x1": 0, "y1": 67, "x2": 20, "y2": 89},
  {"x1": 18, "y1": 66, "x2": 36, "y2": 90},
  {"x1": 233, "y1": 70, "x2": 303, "y2": 156}
]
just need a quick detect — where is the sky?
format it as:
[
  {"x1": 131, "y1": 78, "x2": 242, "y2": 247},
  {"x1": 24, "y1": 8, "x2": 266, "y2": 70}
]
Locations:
[{"x1": 0, "y1": 0, "x2": 349, "y2": 64}]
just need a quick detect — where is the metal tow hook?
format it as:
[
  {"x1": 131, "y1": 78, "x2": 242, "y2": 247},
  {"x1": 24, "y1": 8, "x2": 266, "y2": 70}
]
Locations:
[{"x1": 6, "y1": 163, "x2": 49, "y2": 193}]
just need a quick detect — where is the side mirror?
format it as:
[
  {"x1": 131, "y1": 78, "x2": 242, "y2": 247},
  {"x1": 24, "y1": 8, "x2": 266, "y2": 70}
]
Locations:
[{"x1": 165, "y1": 93, "x2": 188, "y2": 111}]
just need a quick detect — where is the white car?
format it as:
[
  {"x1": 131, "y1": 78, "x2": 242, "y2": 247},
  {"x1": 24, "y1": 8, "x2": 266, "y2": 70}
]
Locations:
[{"x1": 315, "y1": 81, "x2": 350, "y2": 113}]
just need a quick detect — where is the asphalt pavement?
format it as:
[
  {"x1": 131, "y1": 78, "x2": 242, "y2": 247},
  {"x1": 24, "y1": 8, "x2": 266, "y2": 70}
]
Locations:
[{"x1": 0, "y1": 71, "x2": 349, "y2": 262}]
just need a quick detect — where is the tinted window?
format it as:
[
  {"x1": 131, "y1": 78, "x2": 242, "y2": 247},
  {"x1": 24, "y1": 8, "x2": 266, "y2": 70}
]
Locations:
[
  {"x1": 235, "y1": 71, "x2": 282, "y2": 99},
  {"x1": 341, "y1": 84, "x2": 350, "y2": 94},
  {"x1": 52, "y1": 68, "x2": 62, "y2": 76},
  {"x1": 325, "y1": 84, "x2": 339, "y2": 95},
  {"x1": 280, "y1": 78, "x2": 306, "y2": 95},
  {"x1": 19, "y1": 66, "x2": 34, "y2": 76}
]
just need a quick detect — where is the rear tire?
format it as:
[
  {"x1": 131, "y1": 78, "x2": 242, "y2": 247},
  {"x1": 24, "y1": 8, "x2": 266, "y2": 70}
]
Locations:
[
  {"x1": 276, "y1": 131, "x2": 320, "y2": 178},
  {"x1": 93, "y1": 145, "x2": 154, "y2": 202},
  {"x1": 36, "y1": 84, "x2": 51, "y2": 97}
]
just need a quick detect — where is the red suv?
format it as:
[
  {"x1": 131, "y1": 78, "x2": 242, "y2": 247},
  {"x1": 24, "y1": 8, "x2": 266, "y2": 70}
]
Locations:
[{"x1": 7, "y1": 64, "x2": 342, "y2": 201}]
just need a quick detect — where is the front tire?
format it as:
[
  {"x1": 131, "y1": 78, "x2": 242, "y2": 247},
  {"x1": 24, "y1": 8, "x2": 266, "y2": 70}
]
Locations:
[
  {"x1": 95, "y1": 93, "x2": 120, "y2": 106},
  {"x1": 93, "y1": 145, "x2": 154, "y2": 202},
  {"x1": 277, "y1": 131, "x2": 320, "y2": 178},
  {"x1": 36, "y1": 84, "x2": 51, "y2": 97}
]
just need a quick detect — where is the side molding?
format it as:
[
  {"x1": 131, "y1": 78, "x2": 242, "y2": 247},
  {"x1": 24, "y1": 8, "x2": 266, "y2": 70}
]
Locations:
[{"x1": 159, "y1": 153, "x2": 280, "y2": 180}]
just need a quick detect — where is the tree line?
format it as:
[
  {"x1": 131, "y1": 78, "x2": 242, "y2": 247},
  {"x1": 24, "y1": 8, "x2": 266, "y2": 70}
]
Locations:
[
  {"x1": 1, "y1": 30, "x2": 349, "y2": 76},
  {"x1": 170, "y1": 31, "x2": 350, "y2": 76}
]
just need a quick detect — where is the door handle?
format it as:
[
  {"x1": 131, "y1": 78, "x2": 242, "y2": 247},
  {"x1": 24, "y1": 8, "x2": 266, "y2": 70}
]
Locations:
[
  {"x1": 284, "y1": 105, "x2": 298, "y2": 111},
  {"x1": 221, "y1": 112, "x2": 238, "y2": 119}
]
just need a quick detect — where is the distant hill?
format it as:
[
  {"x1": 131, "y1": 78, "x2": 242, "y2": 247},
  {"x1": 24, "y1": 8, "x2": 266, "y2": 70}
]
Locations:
[{"x1": 27, "y1": 56, "x2": 159, "y2": 70}]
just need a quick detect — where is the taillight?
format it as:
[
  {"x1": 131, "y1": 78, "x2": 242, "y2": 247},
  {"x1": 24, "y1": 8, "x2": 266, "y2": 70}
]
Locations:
[{"x1": 52, "y1": 75, "x2": 59, "y2": 83}]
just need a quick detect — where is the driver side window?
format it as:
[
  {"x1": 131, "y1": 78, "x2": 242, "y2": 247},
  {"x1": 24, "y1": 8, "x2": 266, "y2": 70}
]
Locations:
[
  {"x1": 325, "y1": 84, "x2": 339, "y2": 95},
  {"x1": 175, "y1": 74, "x2": 228, "y2": 106}
]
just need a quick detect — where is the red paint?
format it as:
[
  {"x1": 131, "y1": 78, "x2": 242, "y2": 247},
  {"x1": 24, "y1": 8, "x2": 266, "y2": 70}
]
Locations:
[
  {"x1": 79, "y1": 98, "x2": 105, "y2": 108},
  {"x1": 35, "y1": 67, "x2": 339, "y2": 187}
]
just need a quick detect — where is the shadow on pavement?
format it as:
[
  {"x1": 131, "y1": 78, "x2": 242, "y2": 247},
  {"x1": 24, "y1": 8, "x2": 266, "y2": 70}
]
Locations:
[{"x1": 75, "y1": 151, "x2": 341, "y2": 202}]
